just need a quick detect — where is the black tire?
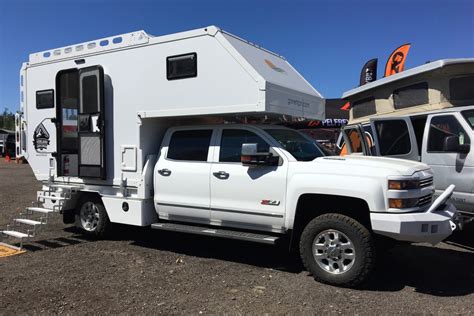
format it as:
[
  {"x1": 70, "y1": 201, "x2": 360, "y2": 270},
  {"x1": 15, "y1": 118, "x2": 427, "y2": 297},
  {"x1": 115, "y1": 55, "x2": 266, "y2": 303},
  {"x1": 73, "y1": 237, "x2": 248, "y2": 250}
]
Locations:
[
  {"x1": 75, "y1": 195, "x2": 110, "y2": 237},
  {"x1": 299, "y1": 213, "x2": 375, "y2": 287}
]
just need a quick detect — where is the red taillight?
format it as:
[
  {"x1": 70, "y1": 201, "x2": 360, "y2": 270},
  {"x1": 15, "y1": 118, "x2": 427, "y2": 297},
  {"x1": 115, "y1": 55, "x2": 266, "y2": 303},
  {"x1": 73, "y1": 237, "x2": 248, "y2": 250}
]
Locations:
[{"x1": 63, "y1": 156, "x2": 70, "y2": 176}]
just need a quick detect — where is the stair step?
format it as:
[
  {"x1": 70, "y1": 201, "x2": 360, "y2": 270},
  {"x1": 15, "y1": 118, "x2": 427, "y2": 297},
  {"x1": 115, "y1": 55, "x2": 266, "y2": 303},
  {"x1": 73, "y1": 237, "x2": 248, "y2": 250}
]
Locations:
[
  {"x1": 27, "y1": 207, "x2": 54, "y2": 214},
  {"x1": 45, "y1": 184, "x2": 82, "y2": 191},
  {"x1": 1, "y1": 230, "x2": 30, "y2": 239},
  {"x1": 37, "y1": 195, "x2": 67, "y2": 201},
  {"x1": 151, "y1": 222, "x2": 280, "y2": 245},
  {"x1": 14, "y1": 218, "x2": 43, "y2": 226}
]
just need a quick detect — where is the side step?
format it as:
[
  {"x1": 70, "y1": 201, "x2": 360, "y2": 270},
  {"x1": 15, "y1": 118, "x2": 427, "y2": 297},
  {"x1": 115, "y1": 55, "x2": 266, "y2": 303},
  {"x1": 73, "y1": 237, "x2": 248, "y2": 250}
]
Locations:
[
  {"x1": 151, "y1": 222, "x2": 280, "y2": 245},
  {"x1": 14, "y1": 219, "x2": 44, "y2": 226},
  {"x1": 37, "y1": 195, "x2": 67, "y2": 201},
  {"x1": 1, "y1": 230, "x2": 30, "y2": 239},
  {"x1": 26, "y1": 207, "x2": 55, "y2": 214}
]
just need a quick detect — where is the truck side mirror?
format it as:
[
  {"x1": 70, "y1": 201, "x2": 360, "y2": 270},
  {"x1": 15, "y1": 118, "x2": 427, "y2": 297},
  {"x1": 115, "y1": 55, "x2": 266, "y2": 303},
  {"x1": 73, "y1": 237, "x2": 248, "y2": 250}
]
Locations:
[
  {"x1": 241, "y1": 143, "x2": 277, "y2": 166},
  {"x1": 443, "y1": 135, "x2": 470, "y2": 154}
]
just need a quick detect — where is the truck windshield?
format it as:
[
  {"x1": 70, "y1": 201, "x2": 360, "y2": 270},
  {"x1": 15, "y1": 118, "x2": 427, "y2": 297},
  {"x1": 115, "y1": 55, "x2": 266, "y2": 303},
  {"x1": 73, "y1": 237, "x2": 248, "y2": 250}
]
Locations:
[
  {"x1": 462, "y1": 110, "x2": 474, "y2": 130},
  {"x1": 265, "y1": 129, "x2": 327, "y2": 161}
]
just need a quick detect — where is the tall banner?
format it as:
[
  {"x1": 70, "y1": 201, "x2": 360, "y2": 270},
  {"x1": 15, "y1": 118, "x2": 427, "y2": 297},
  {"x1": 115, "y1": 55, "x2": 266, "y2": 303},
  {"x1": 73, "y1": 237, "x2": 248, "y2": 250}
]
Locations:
[
  {"x1": 359, "y1": 58, "x2": 378, "y2": 86},
  {"x1": 384, "y1": 43, "x2": 411, "y2": 77}
]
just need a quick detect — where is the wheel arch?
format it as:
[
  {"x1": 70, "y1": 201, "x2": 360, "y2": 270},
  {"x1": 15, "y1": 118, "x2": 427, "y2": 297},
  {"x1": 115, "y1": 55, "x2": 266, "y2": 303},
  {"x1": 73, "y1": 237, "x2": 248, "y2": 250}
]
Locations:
[{"x1": 288, "y1": 193, "x2": 372, "y2": 252}]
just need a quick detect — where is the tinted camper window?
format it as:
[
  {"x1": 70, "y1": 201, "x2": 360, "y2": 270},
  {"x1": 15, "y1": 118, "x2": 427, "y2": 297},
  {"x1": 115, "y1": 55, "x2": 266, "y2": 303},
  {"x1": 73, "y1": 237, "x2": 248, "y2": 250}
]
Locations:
[
  {"x1": 352, "y1": 98, "x2": 376, "y2": 118},
  {"x1": 393, "y1": 82, "x2": 428, "y2": 109},
  {"x1": 167, "y1": 130, "x2": 212, "y2": 161},
  {"x1": 167, "y1": 53, "x2": 197, "y2": 80},
  {"x1": 450, "y1": 75, "x2": 474, "y2": 106}
]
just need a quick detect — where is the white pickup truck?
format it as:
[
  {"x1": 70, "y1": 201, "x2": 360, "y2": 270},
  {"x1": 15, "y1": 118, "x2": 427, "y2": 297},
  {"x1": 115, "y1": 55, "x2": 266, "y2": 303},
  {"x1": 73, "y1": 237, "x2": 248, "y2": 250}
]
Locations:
[
  {"x1": 3, "y1": 26, "x2": 459, "y2": 287},
  {"x1": 144, "y1": 123, "x2": 456, "y2": 286}
]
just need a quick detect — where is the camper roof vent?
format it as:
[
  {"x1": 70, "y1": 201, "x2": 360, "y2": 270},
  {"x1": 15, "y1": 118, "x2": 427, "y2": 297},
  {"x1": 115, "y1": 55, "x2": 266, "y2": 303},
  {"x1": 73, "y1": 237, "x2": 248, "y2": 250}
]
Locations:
[{"x1": 29, "y1": 30, "x2": 151, "y2": 65}]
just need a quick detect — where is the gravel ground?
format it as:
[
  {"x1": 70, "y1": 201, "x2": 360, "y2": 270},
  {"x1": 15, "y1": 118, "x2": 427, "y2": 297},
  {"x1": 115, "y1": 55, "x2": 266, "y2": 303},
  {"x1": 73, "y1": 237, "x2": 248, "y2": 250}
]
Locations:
[{"x1": 1, "y1": 159, "x2": 473, "y2": 314}]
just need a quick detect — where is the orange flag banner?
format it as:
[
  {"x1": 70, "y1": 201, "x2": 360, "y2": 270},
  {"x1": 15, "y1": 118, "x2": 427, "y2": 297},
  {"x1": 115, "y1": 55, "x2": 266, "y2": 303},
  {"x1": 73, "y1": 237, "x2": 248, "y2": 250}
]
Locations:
[{"x1": 384, "y1": 43, "x2": 411, "y2": 77}]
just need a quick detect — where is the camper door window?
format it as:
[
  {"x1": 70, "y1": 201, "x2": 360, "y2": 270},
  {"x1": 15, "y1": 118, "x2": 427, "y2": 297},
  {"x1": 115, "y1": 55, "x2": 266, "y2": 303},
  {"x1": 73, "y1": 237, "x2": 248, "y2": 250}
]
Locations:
[
  {"x1": 36, "y1": 90, "x2": 54, "y2": 109},
  {"x1": 167, "y1": 53, "x2": 197, "y2": 80}
]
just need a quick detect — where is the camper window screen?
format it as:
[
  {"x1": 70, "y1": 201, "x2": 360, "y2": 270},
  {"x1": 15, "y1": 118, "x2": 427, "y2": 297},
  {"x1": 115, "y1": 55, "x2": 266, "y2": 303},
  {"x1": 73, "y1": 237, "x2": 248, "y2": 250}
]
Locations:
[
  {"x1": 393, "y1": 82, "x2": 428, "y2": 109},
  {"x1": 167, "y1": 53, "x2": 197, "y2": 80},
  {"x1": 450, "y1": 75, "x2": 474, "y2": 106},
  {"x1": 36, "y1": 90, "x2": 54, "y2": 109},
  {"x1": 352, "y1": 98, "x2": 376, "y2": 118}
]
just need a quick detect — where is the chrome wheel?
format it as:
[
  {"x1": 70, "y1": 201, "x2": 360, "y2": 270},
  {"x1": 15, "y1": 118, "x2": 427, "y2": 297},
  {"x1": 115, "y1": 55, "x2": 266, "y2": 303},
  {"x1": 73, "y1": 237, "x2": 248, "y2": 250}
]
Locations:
[
  {"x1": 313, "y1": 229, "x2": 356, "y2": 274},
  {"x1": 80, "y1": 202, "x2": 100, "y2": 232}
]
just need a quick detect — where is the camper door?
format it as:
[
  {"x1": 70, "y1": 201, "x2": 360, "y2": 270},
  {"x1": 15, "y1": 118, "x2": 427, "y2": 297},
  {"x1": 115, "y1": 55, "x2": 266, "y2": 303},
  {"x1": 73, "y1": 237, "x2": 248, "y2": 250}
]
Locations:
[
  {"x1": 369, "y1": 117, "x2": 419, "y2": 161},
  {"x1": 77, "y1": 66, "x2": 106, "y2": 179}
]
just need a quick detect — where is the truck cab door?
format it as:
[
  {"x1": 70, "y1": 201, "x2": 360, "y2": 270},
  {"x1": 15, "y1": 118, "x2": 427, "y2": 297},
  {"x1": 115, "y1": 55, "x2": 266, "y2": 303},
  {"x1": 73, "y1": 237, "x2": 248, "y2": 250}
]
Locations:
[
  {"x1": 340, "y1": 124, "x2": 371, "y2": 155},
  {"x1": 421, "y1": 112, "x2": 474, "y2": 214},
  {"x1": 369, "y1": 117, "x2": 419, "y2": 161},
  {"x1": 77, "y1": 66, "x2": 106, "y2": 179}
]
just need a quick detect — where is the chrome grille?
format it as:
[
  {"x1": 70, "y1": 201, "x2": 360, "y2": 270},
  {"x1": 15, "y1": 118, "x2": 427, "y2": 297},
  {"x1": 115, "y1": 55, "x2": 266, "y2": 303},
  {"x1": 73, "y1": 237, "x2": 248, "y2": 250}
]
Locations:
[
  {"x1": 419, "y1": 177, "x2": 433, "y2": 188},
  {"x1": 417, "y1": 194, "x2": 432, "y2": 207}
]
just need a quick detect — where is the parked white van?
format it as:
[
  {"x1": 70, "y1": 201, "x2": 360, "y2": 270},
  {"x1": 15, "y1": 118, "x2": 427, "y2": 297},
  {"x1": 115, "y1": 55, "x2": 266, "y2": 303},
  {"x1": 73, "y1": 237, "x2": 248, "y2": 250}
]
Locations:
[
  {"x1": 339, "y1": 59, "x2": 474, "y2": 219},
  {"x1": 2, "y1": 27, "x2": 459, "y2": 287}
]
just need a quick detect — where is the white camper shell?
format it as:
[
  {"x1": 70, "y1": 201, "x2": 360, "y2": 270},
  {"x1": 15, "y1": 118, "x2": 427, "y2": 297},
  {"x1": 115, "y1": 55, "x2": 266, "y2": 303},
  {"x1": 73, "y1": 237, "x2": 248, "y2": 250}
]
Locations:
[{"x1": 18, "y1": 25, "x2": 324, "y2": 188}]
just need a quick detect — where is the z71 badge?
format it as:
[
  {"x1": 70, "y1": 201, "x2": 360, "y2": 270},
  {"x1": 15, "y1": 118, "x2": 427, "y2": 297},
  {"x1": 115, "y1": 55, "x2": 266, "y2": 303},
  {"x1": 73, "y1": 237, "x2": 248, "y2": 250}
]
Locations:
[
  {"x1": 33, "y1": 123, "x2": 50, "y2": 150},
  {"x1": 261, "y1": 200, "x2": 280, "y2": 206}
]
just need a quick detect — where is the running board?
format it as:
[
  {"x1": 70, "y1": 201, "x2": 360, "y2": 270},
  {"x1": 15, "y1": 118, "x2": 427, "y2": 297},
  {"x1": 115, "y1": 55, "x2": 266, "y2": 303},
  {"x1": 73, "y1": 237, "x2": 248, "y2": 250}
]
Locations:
[{"x1": 151, "y1": 222, "x2": 280, "y2": 245}]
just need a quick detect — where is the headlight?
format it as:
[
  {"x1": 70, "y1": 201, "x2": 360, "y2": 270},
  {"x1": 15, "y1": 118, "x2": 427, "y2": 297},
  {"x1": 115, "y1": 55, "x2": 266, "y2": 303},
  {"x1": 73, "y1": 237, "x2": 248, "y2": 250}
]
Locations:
[
  {"x1": 388, "y1": 179, "x2": 419, "y2": 190},
  {"x1": 388, "y1": 198, "x2": 419, "y2": 209}
]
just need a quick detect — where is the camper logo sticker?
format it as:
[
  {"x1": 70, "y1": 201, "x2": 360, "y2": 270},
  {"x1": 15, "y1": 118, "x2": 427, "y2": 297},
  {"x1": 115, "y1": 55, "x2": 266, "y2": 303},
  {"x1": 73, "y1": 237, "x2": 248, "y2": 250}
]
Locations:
[
  {"x1": 264, "y1": 59, "x2": 286, "y2": 74},
  {"x1": 33, "y1": 123, "x2": 50, "y2": 150}
]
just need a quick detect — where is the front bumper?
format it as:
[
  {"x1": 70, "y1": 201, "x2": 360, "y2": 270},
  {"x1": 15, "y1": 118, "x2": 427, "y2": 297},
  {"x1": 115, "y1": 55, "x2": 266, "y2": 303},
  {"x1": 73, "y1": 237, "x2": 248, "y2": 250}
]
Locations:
[{"x1": 370, "y1": 185, "x2": 458, "y2": 245}]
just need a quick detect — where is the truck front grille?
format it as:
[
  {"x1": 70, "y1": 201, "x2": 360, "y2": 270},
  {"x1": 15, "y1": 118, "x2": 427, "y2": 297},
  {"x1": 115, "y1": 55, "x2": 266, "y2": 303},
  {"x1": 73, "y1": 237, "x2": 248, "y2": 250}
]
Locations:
[
  {"x1": 417, "y1": 193, "x2": 432, "y2": 207},
  {"x1": 419, "y1": 177, "x2": 433, "y2": 188}
]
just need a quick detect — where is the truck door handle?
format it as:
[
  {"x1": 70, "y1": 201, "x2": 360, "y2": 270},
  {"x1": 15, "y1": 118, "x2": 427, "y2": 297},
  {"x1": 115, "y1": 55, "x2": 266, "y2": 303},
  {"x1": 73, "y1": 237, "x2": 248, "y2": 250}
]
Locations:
[
  {"x1": 158, "y1": 168, "x2": 172, "y2": 176},
  {"x1": 213, "y1": 171, "x2": 229, "y2": 179}
]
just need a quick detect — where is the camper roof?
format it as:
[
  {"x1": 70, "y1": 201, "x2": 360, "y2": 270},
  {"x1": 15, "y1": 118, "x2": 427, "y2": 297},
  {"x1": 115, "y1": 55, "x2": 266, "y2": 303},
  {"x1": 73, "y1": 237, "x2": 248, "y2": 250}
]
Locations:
[{"x1": 342, "y1": 58, "x2": 474, "y2": 99}]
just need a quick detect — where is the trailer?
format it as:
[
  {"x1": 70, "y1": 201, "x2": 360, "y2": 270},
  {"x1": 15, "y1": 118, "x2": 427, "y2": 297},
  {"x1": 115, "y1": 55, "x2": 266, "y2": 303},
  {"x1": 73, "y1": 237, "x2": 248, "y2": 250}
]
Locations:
[{"x1": 2, "y1": 26, "x2": 460, "y2": 287}]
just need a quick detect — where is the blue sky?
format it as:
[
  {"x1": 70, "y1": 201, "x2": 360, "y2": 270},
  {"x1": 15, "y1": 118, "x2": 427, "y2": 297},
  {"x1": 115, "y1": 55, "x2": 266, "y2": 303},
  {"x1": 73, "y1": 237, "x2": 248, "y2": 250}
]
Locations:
[{"x1": 0, "y1": 0, "x2": 473, "y2": 112}]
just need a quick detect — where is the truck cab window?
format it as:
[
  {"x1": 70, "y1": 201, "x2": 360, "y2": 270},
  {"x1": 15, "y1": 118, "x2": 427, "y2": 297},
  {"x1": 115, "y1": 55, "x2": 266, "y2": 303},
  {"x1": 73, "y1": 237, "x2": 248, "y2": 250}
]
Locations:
[
  {"x1": 428, "y1": 115, "x2": 470, "y2": 152},
  {"x1": 462, "y1": 110, "x2": 474, "y2": 130},
  {"x1": 374, "y1": 120, "x2": 411, "y2": 155},
  {"x1": 266, "y1": 129, "x2": 325, "y2": 161},
  {"x1": 167, "y1": 130, "x2": 212, "y2": 161},
  {"x1": 219, "y1": 129, "x2": 269, "y2": 162}
]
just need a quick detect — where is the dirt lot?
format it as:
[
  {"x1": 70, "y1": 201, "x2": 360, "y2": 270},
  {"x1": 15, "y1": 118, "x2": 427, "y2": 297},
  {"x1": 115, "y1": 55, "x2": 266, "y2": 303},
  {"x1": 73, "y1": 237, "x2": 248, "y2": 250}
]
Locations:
[{"x1": 1, "y1": 159, "x2": 474, "y2": 314}]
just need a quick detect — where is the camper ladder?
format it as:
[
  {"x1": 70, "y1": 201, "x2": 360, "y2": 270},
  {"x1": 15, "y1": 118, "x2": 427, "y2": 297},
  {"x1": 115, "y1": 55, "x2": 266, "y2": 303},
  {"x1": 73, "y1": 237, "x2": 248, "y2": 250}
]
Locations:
[{"x1": 0, "y1": 184, "x2": 81, "y2": 250}]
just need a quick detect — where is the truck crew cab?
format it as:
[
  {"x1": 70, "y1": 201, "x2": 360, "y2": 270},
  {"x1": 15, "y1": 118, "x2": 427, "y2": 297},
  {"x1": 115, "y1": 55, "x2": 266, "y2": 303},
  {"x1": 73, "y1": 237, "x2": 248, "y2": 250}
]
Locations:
[
  {"x1": 2, "y1": 27, "x2": 458, "y2": 287},
  {"x1": 339, "y1": 59, "x2": 474, "y2": 219}
]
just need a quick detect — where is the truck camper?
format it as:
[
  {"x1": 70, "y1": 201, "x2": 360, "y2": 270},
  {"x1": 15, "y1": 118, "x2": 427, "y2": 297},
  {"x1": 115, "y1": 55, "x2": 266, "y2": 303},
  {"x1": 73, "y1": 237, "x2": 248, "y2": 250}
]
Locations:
[
  {"x1": 339, "y1": 59, "x2": 474, "y2": 219},
  {"x1": 2, "y1": 27, "x2": 460, "y2": 287}
]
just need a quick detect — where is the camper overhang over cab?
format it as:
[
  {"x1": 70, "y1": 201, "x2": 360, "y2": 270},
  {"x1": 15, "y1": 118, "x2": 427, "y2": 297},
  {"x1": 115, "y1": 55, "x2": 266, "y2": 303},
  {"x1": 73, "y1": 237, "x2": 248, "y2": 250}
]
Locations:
[{"x1": 17, "y1": 26, "x2": 324, "y2": 187}]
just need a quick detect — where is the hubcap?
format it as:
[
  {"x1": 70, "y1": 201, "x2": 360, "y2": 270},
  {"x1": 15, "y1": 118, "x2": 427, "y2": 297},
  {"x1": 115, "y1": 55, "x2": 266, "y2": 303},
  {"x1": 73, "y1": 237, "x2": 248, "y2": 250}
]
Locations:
[
  {"x1": 312, "y1": 229, "x2": 356, "y2": 274},
  {"x1": 80, "y1": 202, "x2": 100, "y2": 232}
]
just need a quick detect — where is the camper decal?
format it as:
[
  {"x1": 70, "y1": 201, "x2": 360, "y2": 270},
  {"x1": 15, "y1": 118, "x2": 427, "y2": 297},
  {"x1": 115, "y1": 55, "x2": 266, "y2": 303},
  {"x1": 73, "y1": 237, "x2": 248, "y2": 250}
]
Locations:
[
  {"x1": 264, "y1": 59, "x2": 286, "y2": 74},
  {"x1": 33, "y1": 123, "x2": 50, "y2": 150}
]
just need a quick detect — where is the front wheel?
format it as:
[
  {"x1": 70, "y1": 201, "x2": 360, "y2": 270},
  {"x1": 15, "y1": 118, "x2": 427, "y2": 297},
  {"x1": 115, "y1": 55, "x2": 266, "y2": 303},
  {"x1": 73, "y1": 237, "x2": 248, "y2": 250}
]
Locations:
[
  {"x1": 75, "y1": 195, "x2": 110, "y2": 237},
  {"x1": 299, "y1": 213, "x2": 375, "y2": 287}
]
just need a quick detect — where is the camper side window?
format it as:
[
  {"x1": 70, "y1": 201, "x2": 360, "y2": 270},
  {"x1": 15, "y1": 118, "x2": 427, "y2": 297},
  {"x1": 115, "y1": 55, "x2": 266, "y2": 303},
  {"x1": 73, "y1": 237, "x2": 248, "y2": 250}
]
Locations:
[
  {"x1": 450, "y1": 75, "x2": 474, "y2": 106},
  {"x1": 167, "y1": 53, "x2": 197, "y2": 80},
  {"x1": 393, "y1": 82, "x2": 428, "y2": 109},
  {"x1": 167, "y1": 129, "x2": 212, "y2": 161},
  {"x1": 352, "y1": 98, "x2": 376, "y2": 118}
]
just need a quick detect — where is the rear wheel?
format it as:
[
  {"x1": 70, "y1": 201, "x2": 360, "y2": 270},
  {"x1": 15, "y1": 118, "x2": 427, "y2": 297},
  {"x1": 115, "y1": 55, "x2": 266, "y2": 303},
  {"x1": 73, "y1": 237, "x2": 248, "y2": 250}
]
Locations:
[
  {"x1": 299, "y1": 213, "x2": 375, "y2": 287},
  {"x1": 75, "y1": 196, "x2": 110, "y2": 237}
]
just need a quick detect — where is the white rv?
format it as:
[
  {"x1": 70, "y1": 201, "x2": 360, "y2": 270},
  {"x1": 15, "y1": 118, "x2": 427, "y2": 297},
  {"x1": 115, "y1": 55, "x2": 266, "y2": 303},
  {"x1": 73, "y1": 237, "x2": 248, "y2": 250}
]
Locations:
[{"x1": 2, "y1": 26, "x2": 459, "y2": 287}]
